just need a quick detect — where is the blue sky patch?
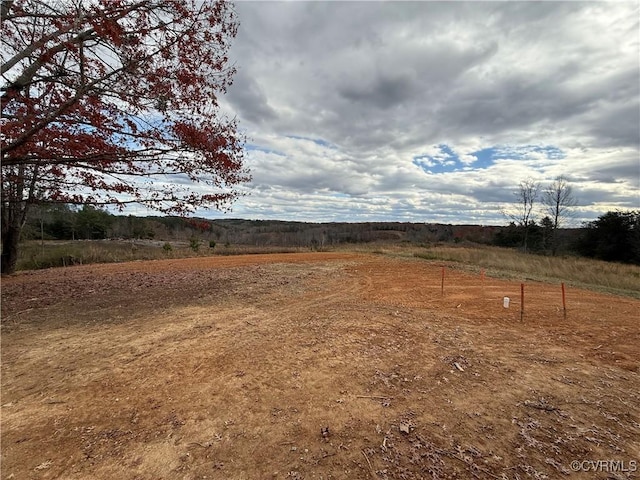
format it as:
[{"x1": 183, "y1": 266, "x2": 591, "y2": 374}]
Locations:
[
  {"x1": 246, "y1": 143, "x2": 286, "y2": 156},
  {"x1": 413, "y1": 144, "x2": 565, "y2": 174},
  {"x1": 412, "y1": 144, "x2": 458, "y2": 174},
  {"x1": 286, "y1": 135, "x2": 337, "y2": 149}
]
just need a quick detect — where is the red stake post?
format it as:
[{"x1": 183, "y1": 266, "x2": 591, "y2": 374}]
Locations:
[
  {"x1": 561, "y1": 282, "x2": 567, "y2": 318},
  {"x1": 520, "y1": 283, "x2": 525, "y2": 321}
]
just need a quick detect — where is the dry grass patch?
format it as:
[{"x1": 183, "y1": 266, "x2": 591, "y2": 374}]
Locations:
[
  {"x1": 16, "y1": 240, "x2": 305, "y2": 271},
  {"x1": 414, "y1": 245, "x2": 640, "y2": 297}
]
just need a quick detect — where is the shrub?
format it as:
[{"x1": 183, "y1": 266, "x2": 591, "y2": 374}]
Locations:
[{"x1": 209, "y1": 240, "x2": 216, "y2": 249}]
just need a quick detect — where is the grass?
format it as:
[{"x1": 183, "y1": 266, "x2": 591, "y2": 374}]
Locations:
[
  {"x1": 412, "y1": 244, "x2": 640, "y2": 298},
  {"x1": 15, "y1": 240, "x2": 640, "y2": 299},
  {"x1": 17, "y1": 240, "x2": 174, "y2": 270},
  {"x1": 15, "y1": 240, "x2": 307, "y2": 271}
]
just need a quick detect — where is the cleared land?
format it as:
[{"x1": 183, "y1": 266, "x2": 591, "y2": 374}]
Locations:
[{"x1": 1, "y1": 252, "x2": 639, "y2": 479}]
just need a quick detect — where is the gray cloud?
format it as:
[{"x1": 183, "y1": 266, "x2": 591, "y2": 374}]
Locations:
[
  {"x1": 227, "y1": 68, "x2": 277, "y2": 125},
  {"x1": 339, "y1": 72, "x2": 416, "y2": 110},
  {"x1": 211, "y1": 1, "x2": 640, "y2": 224},
  {"x1": 586, "y1": 99, "x2": 640, "y2": 149}
]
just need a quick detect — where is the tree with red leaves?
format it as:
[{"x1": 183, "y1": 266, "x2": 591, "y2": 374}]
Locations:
[{"x1": 1, "y1": 0, "x2": 249, "y2": 274}]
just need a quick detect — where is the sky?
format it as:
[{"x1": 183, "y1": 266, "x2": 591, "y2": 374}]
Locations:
[{"x1": 207, "y1": 0, "x2": 640, "y2": 226}]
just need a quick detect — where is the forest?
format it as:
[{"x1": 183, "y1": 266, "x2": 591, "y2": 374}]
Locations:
[{"x1": 20, "y1": 205, "x2": 640, "y2": 265}]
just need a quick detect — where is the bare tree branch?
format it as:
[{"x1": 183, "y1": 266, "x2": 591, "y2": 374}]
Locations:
[
  {"x1": 542, "y1": 175, "x2": 577, "y2": 255},
  {"x1": 502, "y1": 178, "x2": 541, "y2": 253}
]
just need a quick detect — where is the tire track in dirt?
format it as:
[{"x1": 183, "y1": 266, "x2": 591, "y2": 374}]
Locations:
[{"x1": 2, "y1": 252, "x2": 639, "y2": 479}]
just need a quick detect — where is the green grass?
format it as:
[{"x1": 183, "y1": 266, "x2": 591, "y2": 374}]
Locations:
[{"x1": 413, "y1": 245, "x2": 640, "y2": 298}]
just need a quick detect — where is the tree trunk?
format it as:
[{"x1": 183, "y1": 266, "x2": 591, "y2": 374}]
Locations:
[
  {"x1": 1, "y1": 223, "x2": 21, "y2": 274},
  {"x1": 551, "y1": 229, "x2": 558, "y2": 256},
  {"x1": 551, "y1": 211, "x2": 560, "y2": 256}
]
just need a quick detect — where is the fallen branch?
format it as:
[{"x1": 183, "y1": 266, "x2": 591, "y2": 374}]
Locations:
[
  {"x1": 361, "y1": 450, "x2": 377, "y2": 479},
  {"x1": 523, "y1": 400, "x2": 559, "y2": 412},
  {"x1": 313, "y1": 452, "x2": 337, "y2": 466},
  {"x1": 434, "y1": 447, "x2": 501, "y2": 480},
  {"x1": 356, "y1": 395, "x2": 393, "y2": 400},
  {"x1": 187, "y1": 441, "x2": 211, "y2": 448}
]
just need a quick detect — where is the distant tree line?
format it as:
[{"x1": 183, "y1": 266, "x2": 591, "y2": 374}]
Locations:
[
  {"x1": 20, "y1": 205, "x2": 640, "y2": 265},
  {"x1": 573, "y1": 210, "x2": 640, "y2": 264},
  {"x1": 493, "y1": 217, "x2": 576, "y2": 254},
  {"x1": 22, "y1": 204, "x2": 201, "y2": 241},
  {"x1": 22, "y1": 206, "x2": 494, "y2": 246}
]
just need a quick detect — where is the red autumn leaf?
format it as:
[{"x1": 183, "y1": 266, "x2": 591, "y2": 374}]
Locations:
[{"x1": 1, "y1": 0, "x2": 249, "y2": 274}]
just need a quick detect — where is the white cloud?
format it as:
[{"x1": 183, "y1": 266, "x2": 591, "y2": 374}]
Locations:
[{"x1": 206, "y1": 1, "x2": 640, "y2": 225}]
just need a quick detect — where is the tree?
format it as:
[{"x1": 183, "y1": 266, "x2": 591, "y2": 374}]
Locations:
[
  {"x1": 542, "y1": 176, "x2": 577, "y2": 255},
  {"x1": 493, "y1": 222, "x2": 524, "y2": 248},
  {"x1": 502, "y1": 178, "x2": 540, "y2": 253},
  {"x1": 1, "y1": 0, "x2": 249, "y2": 274},
  {"x1": 574, "y1": 211, "x2": 640, "y2": 264},
  {"x1": 539, "y1": 215, "x2": 554, "y2": 252},
  {"x1": 50, "y1": 204, "x2": 77, "y2": 239},
  {"x1": 24, "y1": 202, "x2": 76, "y2": 239},
  {"x1": 74, "y1": 205, "x2": 112, "y2": 239}
]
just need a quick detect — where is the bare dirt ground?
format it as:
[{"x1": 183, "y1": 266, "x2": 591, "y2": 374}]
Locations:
[{"x1": 1, "y1": 252, "x2": 639, "y2": 480}]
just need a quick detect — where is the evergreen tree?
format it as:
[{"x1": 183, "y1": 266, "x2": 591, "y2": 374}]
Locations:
[{"x1": 574, "y1": 211, "x2": 639, "y2": 264}]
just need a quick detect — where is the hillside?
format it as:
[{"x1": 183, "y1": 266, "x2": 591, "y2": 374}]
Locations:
[{"x1": 23, "y1": 205, "x2": 582, "y2": 252}]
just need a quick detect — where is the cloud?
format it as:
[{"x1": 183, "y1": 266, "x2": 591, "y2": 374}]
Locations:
[
  {"x1": 226, "y1": 68, "x2": 277, "y2": 125},
  {"x1": 206, "y1": 1, "x2": 640, "y2": 225}
]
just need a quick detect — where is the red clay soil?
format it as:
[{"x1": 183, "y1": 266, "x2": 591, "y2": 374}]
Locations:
[{"x1": 1, "y1": 252, "x2": 639, "y2": 479}]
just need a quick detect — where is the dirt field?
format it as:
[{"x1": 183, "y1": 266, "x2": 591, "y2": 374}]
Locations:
[{"x1": 1, "y1": 252, "x2": 639, "y2": 479}]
